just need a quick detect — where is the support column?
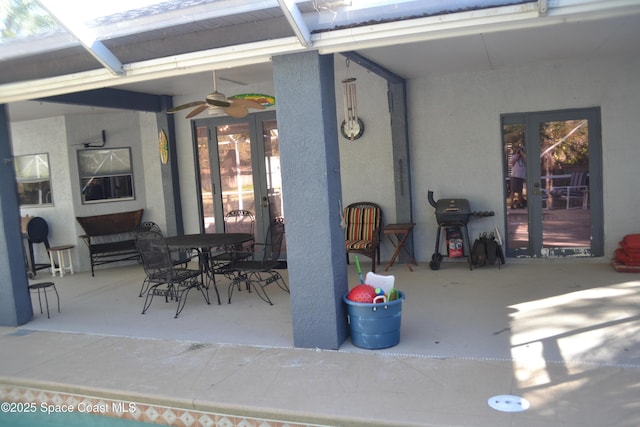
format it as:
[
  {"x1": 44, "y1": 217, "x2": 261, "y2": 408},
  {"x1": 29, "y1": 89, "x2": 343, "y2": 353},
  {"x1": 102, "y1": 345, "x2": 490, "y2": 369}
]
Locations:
[
  {"x1": 0, "y1": 104, "x2": 33, "y2": 326},
  {"x1": 156, "y1": 95, "x2": 183, "y2": 236},
  {"x1": 273, "y1": 52, "x2": 349, "y2": 349}
]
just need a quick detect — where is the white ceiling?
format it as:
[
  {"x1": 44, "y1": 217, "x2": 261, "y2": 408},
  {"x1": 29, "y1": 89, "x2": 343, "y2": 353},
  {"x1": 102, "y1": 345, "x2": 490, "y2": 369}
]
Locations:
[
  {"x1": 7, "y1": 63, "x2": 275, "y2": 121},
  {"x1": 7, "y1": 3, "x2": 640, "y2": 122}
]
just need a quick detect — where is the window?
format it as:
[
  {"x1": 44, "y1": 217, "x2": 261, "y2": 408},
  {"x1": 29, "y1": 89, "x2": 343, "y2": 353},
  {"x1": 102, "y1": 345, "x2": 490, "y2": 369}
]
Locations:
[
  {"x1": 14, "y1": 153, "x2": 53, "y2": 206},
  {"x1": 78, "y1": 148, "x2": 134, "y2": 203}
]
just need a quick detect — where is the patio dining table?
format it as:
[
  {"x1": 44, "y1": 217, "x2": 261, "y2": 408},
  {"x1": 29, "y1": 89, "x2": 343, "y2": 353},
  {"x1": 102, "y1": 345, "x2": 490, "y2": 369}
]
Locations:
[{"x1": 164, "y1": 233, "x2": 254, "y2": 305}]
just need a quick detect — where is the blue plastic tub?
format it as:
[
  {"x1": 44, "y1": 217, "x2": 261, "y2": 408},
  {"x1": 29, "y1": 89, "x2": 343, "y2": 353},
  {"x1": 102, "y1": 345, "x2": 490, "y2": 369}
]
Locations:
[{"x1": 343, "y1": 291, "x2": 405, "y2": 349}]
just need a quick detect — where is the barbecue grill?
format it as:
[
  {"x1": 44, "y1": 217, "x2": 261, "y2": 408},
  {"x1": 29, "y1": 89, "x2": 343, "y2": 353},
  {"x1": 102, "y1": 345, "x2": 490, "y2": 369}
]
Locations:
[
  {"x1": 427, "y1": 191, "x2": 493, "y2": 270},
  {"x1": 432, "y1": 197, "x2": 473, "y2": 225}
]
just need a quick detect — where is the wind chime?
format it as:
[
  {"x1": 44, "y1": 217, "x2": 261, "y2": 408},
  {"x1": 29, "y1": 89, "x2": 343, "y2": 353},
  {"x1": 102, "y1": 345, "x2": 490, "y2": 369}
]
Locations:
[{"x1": 340, "y1": 59, "x2": 364, "y2": 141}]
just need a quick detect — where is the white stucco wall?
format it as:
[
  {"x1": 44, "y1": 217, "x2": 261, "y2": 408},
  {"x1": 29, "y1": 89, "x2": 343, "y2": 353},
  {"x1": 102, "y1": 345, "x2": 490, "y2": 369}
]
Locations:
[
  {"x1": 138, "y1": 112, "x2": 172, "y2": 234},
  {"x1": 12, "y1": 116, "x2": 77, "y2": 270},
  {"x1": 334, "y1": 58, "x2": 396, "y2": 262},
  {"x1": 12, "y1": 111, "x2": 150, "y2": 273},
  {"x1": 408, "y1": 55, "x2": 640, "y2": 261}
]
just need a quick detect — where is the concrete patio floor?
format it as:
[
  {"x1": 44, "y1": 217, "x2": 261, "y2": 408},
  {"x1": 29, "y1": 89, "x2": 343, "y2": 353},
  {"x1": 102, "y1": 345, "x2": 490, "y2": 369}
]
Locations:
[{"x1": 1, "y1": 258, "x2": 639, "y2": 426}]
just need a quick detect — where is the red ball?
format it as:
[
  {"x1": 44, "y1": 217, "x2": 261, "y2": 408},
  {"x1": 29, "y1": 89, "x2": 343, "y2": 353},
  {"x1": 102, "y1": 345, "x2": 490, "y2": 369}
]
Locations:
[{"x1": 346, "y1": 284, "x2": 377, "y2": 303}]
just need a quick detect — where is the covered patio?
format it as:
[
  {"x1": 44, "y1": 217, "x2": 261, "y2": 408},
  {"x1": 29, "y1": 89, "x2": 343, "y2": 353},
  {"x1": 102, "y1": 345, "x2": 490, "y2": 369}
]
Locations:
[
  {"x1": 1, "y1": 260, "x2": 639, "y2": 425},
  {"x1": 1, "y1": 1, "x2": 640, "y2": 423},
  {"x1": 3, "y1": 0, "x2": 640, "y2": 351}
]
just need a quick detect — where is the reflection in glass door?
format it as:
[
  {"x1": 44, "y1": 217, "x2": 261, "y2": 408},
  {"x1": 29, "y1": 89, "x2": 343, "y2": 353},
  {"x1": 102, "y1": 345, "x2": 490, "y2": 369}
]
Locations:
[
  {"x1": 502, "y1": 108, "x2": 602, "y2": 257},
  {"x1": 538, "y1": 119, "x2": 590, "y2": 250},
  {"x1": 216, "y1": 122, "x2": 256, "y2": 217}
]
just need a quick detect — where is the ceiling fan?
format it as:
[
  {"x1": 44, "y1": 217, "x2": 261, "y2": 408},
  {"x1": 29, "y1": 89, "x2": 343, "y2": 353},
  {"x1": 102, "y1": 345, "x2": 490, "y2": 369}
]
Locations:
[{"x1": 168, "y1": 71, "x2": 266, "y2": 119}]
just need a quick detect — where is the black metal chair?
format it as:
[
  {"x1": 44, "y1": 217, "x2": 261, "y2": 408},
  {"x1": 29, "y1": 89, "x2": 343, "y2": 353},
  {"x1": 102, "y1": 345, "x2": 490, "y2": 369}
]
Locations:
[
  {"x1": 135, "y1": 221, "x2": 162, "y2": 234},
  {"x1": 134, "y1": 221, "x2": 195, "y2": 297},
  {"x1": 224, "y1": 210, "x2": 255, "y2": 235},
  {"x1": 210, "y1": 210, "x2": 256, "y2": 275},
  {"x1": 28, "y1": 281, "x2": 60, "y2": 318},
  {"x1": 25, "y1": 217, "x2": 52, "y2": 278},
  {"x1": 135, "y1": 230, "x2": 209, "y2": 318},
  {"x1": 226, "y1": 219, "x2": 288, "y2": 305}
]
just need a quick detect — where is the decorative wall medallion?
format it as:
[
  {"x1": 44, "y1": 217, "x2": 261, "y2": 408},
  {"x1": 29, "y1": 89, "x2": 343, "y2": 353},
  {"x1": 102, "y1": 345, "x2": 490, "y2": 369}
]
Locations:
[{"x1": 158, "y1": 130, "x2": 169, "y2": 165}]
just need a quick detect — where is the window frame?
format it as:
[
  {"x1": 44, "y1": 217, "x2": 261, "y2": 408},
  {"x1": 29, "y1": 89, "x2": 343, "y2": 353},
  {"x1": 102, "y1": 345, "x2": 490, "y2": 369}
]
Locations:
[
  {"x1": 14, "y1": 153, "x2": 53, "y2": 207},
  {"x1": 78, "y1": 148, "x2": 135, "y2": 204}
]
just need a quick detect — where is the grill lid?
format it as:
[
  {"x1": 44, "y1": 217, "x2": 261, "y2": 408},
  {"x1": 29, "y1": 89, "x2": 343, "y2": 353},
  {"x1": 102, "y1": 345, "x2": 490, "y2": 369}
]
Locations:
[{"x1": 436, "y1": 199, "x2": 471, "y2": 215}]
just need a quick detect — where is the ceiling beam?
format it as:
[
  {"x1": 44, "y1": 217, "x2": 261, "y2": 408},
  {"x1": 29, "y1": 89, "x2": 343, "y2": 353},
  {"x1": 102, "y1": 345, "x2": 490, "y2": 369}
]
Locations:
[
  {"x1": 341, "y1": 52, "x2": 405, "y2": 84},
  {"x1": 277, "y1": 0, "x2": 312, "y2": 47},
  {"x1": 40, "y1": 88, "x2": 164, "y2": 112},
  {"x1": 35, "y1": 0, "x2": 124, "y2": 76}
]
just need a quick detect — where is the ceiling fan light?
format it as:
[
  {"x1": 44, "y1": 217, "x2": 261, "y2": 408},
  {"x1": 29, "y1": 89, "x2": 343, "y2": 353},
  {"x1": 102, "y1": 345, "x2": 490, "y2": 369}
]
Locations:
[
  {"x1": 208, "y1": 106, "x2": 227, "y2": 116},
  {"x1": 206, "y1": 91, "x2": 228, "y2": 116}
]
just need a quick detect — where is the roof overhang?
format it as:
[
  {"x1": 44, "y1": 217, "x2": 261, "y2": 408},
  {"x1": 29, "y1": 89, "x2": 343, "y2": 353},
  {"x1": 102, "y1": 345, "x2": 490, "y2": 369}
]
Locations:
[{"x1": 1, "y1": 0, "x2": 639, "y2": 104}]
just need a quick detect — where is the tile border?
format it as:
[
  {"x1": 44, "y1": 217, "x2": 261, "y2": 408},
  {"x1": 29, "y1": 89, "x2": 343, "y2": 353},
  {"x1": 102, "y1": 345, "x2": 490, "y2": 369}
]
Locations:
[{"x1": 0, "y1": 384, "x2": 329, "y2": 427}]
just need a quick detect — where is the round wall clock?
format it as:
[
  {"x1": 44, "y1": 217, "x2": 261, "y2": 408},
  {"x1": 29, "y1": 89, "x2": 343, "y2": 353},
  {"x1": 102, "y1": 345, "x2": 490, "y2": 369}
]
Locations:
[
  {"x1": 158, "y1": 130, "x2": 169, "y2": 164},
  {"x1": 340, "y1": 118, "x2": 365, "y2": 141}
]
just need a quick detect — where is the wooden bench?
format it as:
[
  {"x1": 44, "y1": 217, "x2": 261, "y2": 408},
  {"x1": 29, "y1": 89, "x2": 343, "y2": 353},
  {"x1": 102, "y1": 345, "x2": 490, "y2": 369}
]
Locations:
[{"x1": 76, "y1": 209, "x2": 144, "y2": 276}]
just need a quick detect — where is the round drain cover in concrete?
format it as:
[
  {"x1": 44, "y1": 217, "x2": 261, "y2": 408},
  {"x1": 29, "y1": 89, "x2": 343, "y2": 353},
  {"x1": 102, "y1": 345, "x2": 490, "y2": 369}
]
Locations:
[{"x1": 488, "y1": 395, "x2": 530, "y2": 412}]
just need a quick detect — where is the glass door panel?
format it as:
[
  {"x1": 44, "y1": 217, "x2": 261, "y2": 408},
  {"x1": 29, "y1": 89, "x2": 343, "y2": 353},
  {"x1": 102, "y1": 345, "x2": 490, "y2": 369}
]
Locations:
[
  {"x1": 504, "y1": 123, "x2": 529, "y2": 250},
  {"x1": 216, "y1": 123, "x2": 256, "y2": 216},
  {"x1": 263, "y1": 120, "x2": 283, "y2": 222},
  {"x1": 195, "y1": 126, "x2": 216, "y2": 233},
  {"x1": 539, "y1": 119, "x2": 591, "y2": 250},
  {"x1": 262, "y1": 119, "x2": 285, "y2": 258}
]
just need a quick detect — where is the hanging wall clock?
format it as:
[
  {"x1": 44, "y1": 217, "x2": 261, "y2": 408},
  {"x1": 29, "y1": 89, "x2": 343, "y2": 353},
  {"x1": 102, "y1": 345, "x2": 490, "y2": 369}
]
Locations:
[{"x1": 340, "y1": 118, "x2": 365, "y2": 141}]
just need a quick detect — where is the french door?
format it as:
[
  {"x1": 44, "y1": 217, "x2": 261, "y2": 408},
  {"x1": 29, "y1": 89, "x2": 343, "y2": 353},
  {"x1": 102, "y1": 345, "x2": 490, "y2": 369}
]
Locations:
[
  {"x1": 502, "y1": 108, "x2": 603, "y2": 258},
  {"x1": 193, "y1": 111, "x2": 285, "y2": 257}
]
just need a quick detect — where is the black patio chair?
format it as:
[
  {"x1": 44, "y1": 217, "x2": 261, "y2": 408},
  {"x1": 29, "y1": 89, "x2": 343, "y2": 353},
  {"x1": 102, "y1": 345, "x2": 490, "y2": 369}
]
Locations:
[
  {"x1": 134, "y1": 221, "x2": 196, "y2": 297},
  {"x1": 226, "y1": 219, "x2": 288, "y2": 305},
  {"x1": 135, "y1": 230, "x2": 209, "y2": 318},
  {"x1": 25, "y1": 216, "x2": 53, "y2": 278},
  {"x1": 210, "y1": 210, "x2": 256, "y2": 275}
]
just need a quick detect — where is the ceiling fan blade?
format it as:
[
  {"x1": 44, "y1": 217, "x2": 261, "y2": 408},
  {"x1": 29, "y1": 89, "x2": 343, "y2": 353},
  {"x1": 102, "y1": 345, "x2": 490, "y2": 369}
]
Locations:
[
  {"x1": 230, "y1": 98, "x2": 266, "y2": 110},
  {"x1": 185, "y1": 104, "x2": 209, "y2": 118},
  {"x1": 206, "y1": 98, "x2": 232, "y2": 108},
  {"x1": 168, "y1": 101, "x2": 205, "y2": 113},
  {"x1": 225, "y1": 106, "x2": 249, "y2": 118}
]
